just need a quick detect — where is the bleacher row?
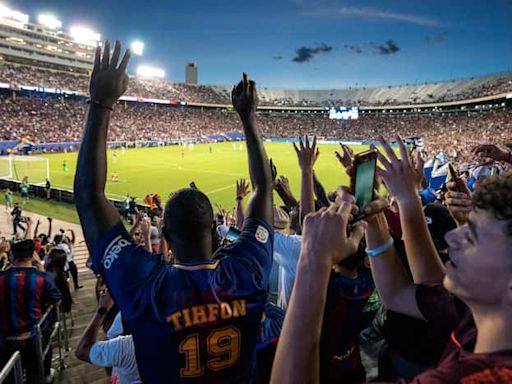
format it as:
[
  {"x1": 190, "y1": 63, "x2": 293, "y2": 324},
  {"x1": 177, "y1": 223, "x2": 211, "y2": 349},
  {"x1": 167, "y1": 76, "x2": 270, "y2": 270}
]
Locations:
[{"x1": 1, "y1": 61, "x2": 511, "y2": 107}]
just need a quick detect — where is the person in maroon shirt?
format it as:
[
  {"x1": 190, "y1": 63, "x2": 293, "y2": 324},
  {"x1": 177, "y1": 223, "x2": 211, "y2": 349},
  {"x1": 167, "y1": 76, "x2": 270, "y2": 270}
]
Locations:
[{"x1": 271, "y1": 137, "x2": 512, "y2": 383}]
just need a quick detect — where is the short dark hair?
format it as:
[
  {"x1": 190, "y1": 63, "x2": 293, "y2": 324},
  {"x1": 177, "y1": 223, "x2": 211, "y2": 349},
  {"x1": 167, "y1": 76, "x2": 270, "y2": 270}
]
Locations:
[
  {"x1": 11, "y1": 239, "x2": 35, "y2": 261},
  {"x1": 473, "y1": 170, "x2": 512, "y2": 236},
  {"x1": 164, "y1": 188, "x2": 214, "y2": 241}
]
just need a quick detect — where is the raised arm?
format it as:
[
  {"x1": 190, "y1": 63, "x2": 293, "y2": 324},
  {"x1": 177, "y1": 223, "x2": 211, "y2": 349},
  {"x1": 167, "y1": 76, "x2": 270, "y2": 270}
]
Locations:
[
  {"x1": 275, "y1": 176, "x2": 298, "y2": 210},
  {"x1": 313, "y1": 171, "x2": 330, "y2": 208},
  {"x1": 47, "y1": 217, "x2": 53, "y2": 239},
  {"x1": 68, "y1": 229, "x2": 76, "y2": 244},
  {"x1": 33, "y1": 219, "x2": 41, "y2": 238},
  {"x1": 74, "y1": 41, "x2": 130, "y2": 252},
  {"x1": 235, "y1": 178, "x2": 250, "y2": 229},
  {"x1": 76, "y1": 290, "x2": 114, "y2": 363},
  {"x1": 362, "y1": 196, "x2": 424, "y2": 320},
  {"x1": 294, "y1": 135, "x2": 320, "y2": 223},
  {"x1": 375, "y1": 135, "x2": 445, "y2": 284},
  {"x1": 232, "y1": 73, "x2": 272, "y2": 225},
  {"x1": 271, "y1": 202, "x2": 366, "y2": 384}
]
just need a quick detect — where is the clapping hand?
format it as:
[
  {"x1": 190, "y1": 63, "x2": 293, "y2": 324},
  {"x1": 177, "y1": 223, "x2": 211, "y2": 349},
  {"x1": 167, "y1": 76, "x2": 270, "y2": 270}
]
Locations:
[{"x1": 90, "y1": 40, "x2": 130, "y2": 108}]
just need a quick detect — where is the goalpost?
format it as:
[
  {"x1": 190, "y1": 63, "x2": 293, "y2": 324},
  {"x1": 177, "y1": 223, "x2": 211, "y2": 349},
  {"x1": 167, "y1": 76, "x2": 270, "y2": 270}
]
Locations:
[{"x1": 0, "y1": 155, "x2": 50, "y2": 185}]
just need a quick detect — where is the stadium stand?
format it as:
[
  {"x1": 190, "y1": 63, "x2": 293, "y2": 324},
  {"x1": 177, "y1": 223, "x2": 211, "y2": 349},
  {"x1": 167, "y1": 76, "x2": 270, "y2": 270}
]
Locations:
[{"x1": 2, "y1": 6, "x2": 512, "y2": 384}]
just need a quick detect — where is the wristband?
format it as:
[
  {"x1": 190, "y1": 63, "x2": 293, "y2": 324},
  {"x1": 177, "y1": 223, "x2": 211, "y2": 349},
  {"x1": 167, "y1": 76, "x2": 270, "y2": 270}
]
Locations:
[
  {"x1": 366, "y1": 237, "x2": 394, "y2": 257},
  {"x1": 88, "y1": 99, "x2": 113, "y2": 111},
  {"x1": 236, "y1": 196, "x2": 243, "y2": 201}
]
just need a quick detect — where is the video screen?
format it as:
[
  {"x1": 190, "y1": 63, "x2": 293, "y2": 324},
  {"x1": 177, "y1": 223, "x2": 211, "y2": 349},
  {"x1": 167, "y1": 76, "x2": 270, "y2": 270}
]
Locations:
[{"x1": 328, "y1": 107, "x2": 359, "y2": 120}]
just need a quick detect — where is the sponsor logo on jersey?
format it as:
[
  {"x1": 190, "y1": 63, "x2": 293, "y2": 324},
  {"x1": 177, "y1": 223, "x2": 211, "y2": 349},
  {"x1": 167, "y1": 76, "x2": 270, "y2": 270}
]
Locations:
[
  {"x1": 255, "y1": 225, "x2": 269, "y2": 244},
  {"x1": 103, "y1": 235, "x2": 131, "y2": 269}
]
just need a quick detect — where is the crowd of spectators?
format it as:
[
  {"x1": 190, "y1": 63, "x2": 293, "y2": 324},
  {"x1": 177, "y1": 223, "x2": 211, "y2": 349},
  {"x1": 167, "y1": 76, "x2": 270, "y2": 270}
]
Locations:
[
  {"x1": 2, "y1": 42, "x2": 512, "y2": 384},
  {"x1": 1, "y1": 91, "x2": 511, "y2": 164},
  {"x1": 1, "y1": 61, "x2": 510, "y2": 108}
]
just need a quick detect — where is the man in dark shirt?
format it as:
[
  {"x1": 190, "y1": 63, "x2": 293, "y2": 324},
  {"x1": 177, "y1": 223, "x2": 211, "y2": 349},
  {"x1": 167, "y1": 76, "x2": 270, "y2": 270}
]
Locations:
[
  {"x1": 74, "y1": 41, "x2": 273, "y2": 383},
  {"x1": 10, "y1": 202, "x2": 25, "y2": 235},
  {"x1": 0, "y1": 239, "x2": 62, "y2": 383}
]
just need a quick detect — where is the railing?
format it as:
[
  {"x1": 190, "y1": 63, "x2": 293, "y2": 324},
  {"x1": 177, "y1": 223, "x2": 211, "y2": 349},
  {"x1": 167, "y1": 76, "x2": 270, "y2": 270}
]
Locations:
[
  {"x1": 0, "y1": 351, "x2": 23, "y2": 384},
  {"x1": 35, "y1": 304, "x2": 65, "y2": 378}
]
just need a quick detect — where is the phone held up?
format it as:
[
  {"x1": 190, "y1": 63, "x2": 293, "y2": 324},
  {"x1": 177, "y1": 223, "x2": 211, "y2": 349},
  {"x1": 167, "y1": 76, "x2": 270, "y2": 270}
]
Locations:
[
  {"x1": 350, "y1": 149, "x2": 378, "y2": 221},
  {"x1": 447, "y1": 163, "x2": 466, "y2": 192}
]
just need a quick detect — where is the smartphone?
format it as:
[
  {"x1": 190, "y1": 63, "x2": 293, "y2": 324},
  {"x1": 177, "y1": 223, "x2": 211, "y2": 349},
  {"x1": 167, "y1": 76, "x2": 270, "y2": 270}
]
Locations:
[
  {"x1": 224, "y1": 227, "x2": 241, "y2": 244},
  {"x1": 447, "y1": 163, "x2": 466, "y2": 192},
  {"x1": 351, "y1": 149, "x2": 377, "y2": 214}
]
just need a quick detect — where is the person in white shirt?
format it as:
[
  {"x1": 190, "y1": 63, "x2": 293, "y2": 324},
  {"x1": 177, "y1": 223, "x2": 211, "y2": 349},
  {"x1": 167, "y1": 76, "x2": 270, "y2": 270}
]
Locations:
[
  {"x1": 55, "y1": 230, "x2": 82, "y2": 290},
  {"x1": 76, "y1": 291, "x2": 140, "y2": 384},
  {"x1": 272, "y1": 206, "x2": 301, "y2": 311}
]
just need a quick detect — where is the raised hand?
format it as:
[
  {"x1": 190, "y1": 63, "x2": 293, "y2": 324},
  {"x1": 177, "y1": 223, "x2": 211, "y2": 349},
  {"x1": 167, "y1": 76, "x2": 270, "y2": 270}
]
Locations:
[
  {"x1": 335, "y1": 143, "x2": 354, "y2": 173},
  {"x1": 90, "y1": 40, "x2": 130, "y2": 108},
  {"x1": 293, "y1": 135, "x2": 319, "y2": 171},
  {"x1": 301, "y1": 202, "x2": 366, "y2": 267},
  {"x1": 232, "y1": 73, "x2": 258, "y2": 119},
  {"x1": 236, "y1": 179, "x2": 250, "y2": 199},
  {"x1": 472, "y1": 144, "x2": 511, "y2": 163},
  {"x1": 276, "y1": 176, "x2": 291, "y2": 193},
  {"x1": 373, "y1": 135, "x2": 421, "y2": 203}
]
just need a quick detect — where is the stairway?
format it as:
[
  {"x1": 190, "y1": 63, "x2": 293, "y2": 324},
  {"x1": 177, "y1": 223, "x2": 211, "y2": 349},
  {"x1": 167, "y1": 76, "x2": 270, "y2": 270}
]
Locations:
[
  {"x1": 53, "y1": 271, "x2": 110, "y2": 384},
  {"x1": 73, "y1": 242, "x2": 90, "y2": 273}
]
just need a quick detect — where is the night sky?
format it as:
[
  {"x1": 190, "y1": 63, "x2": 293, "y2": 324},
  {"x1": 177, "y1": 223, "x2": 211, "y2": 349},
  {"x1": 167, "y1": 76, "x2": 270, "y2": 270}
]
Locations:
[{"x1": 10, "y1": 0, "x2": 512, "y2": 88}]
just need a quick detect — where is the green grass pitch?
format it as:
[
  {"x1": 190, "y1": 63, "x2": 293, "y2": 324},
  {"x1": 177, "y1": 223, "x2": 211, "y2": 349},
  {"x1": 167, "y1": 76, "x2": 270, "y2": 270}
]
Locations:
[{"x1": 41, "y1": 142, "x2": 370, "y2": 211}]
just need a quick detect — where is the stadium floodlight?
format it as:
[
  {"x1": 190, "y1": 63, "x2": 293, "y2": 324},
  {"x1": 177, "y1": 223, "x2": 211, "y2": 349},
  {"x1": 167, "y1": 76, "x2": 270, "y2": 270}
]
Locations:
[
  {"x1": 38, "y1": 14, "x2": 62, "y2": 30},
  {"x1": 131, "y1": 40, "x2": 144, "y2": 56},
  {"x1": 0, "y1": 4, "x2": 29, "y2": 24},
  {"x1": 136, "y1": 65, "x2": 165, "y2": 79},
  {"x1": 69, "y1": 25, "x2": 100, "y2": 45}
]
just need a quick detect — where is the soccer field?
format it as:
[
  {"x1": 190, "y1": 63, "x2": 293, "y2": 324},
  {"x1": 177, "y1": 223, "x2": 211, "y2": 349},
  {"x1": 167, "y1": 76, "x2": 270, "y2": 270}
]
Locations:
[{"x1": 43, "y1": 142, "x2": 370, "y2": 210}]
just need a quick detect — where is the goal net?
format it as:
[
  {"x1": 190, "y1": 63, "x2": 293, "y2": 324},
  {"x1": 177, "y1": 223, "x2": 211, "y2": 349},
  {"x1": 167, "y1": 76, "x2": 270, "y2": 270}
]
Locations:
[{"x1": 0, "y1": 156, "x2": 50, "y2": 185}]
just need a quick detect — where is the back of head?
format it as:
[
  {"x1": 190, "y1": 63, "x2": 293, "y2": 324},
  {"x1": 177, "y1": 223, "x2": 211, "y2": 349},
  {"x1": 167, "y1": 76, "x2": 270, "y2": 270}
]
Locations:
[
  {"x1": 473, "y1": 169, "x2": 512, "y2": 236},
  {"x1": 164, "y1": 188, "x2": 214, "y2": 246},
  {"x1": 11, "y1": 239, "x2": 35, "y2": 262},
  {"x1": 46, "y1": 248, "x2": 67, "y2": 273}
]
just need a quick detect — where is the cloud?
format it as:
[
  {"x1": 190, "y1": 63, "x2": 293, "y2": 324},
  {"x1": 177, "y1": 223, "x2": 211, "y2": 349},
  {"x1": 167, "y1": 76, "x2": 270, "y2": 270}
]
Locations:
[
  {"x1": 425, "y1": 31, "x2": 448, "y2": 44},
  {"x1": 373, "y1": 40, "x2": 400, "y2": 55},
  {"x1": 344, "y1": 44, "x2": 363, "y2": 54},
  {"x1": 292, "y1": 42, "x2": 333, "y2": 63},
  {"x1": 304, "y1": 6, "x2": 439, "y2": 27},
  {"x1": 273, "y1": 55, "x2": 284, "y2": 60}
]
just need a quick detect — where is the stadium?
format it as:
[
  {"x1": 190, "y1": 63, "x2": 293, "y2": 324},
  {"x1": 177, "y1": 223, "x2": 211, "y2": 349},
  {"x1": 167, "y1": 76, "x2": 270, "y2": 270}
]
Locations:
[{"x1": 1, "y1": 2, "x2": 512, "y2": 384}]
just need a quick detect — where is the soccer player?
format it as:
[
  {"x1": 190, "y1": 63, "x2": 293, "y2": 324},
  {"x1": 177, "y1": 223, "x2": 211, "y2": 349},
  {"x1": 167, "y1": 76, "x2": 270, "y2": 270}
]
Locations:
[
  {"x1": 113, "y1": 151, "x2": 118, "y2": 163},
  {"x1": 111, "y1": 171, "x2": 119, "y2": 182},
  {"x1": 62, "y1": 159, "x2": 69, "y2": 172},
  {"x1": 74, "y1": 41, "x2": 273, "y2": 383}
]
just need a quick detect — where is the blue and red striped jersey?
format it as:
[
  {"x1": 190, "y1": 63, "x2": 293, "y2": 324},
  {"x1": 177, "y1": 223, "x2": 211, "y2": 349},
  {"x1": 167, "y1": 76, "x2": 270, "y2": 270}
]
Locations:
[
  {"x1": 0, "y1": 267, "x2": 61, "y2": 342},
  {"x1": 320, "y1": 267, "x2": 375, "y2": 382},
  {"x1": 92, "y1": 218, "x2": 273, "y2": 384}
]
